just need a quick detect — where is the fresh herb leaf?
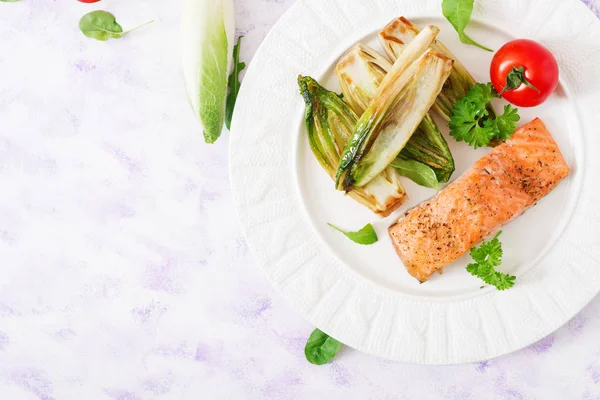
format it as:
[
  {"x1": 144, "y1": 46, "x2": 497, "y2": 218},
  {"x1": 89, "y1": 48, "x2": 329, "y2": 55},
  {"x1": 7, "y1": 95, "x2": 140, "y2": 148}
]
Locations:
[
  {"x1": 304, "y1": 328, "x2": 343, "y2": 365},
  {"x1": 225, "y1": 36, "x2": 246, "y2": 130},
  {"x1": 449, "y1": 83, "x2": 520, "y2": 148},
  {"x1": 442, "y1": 0, "x2": 492, "y2": 52},
  {"x1": 494, "y1": 104, "x2": 521, "y2": 141},
  {"x1": 79, "y1": 11, "x2": 153, "y2": 41},
  {"x1": 328, "y1": 223, "x2": 378, "y2": 245},
  {"x1": 466, "y1": 231, "x2": 516, "y2": 290},
  {"x1": 449, "y1": 99, "x2": 495, "y2": 148},
  {"x1": 467, "y1": 81, "x2": 496, "y2": 104},
  {"x1": 391, "y1": 156, "x2": 439, "y2": 189}
]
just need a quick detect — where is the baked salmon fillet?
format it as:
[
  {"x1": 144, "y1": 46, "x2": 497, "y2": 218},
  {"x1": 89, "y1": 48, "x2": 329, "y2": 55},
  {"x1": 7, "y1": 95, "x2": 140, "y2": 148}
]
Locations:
[{"x1": 388, "y1": 118, "x2": 570, "y2": 282}]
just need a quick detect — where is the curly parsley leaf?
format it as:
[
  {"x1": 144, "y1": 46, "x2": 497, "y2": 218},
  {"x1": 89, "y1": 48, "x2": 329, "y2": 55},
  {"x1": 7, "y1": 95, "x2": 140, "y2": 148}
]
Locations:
[
  {"x1": 468, "y1": 82, "x2": 496, "y2": 104},
  {"x1": 466, "y1": 231, "x2": 516, "y2": 290},
  {"x1": 449, "y1": 100, "x2": 495, "y2": 148},
  {"x1": 494, "y1": 104, "x2": 521, "y2": 141},
  {"x1": 449, "y1": 83, "x2": 521, "y2": 148}
]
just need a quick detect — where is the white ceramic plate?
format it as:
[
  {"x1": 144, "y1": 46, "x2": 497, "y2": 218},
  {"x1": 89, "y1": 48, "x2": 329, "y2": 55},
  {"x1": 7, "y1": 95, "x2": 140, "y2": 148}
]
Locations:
[{"x1": 230, "y1": 0, "x2": 600, "y2": 364}]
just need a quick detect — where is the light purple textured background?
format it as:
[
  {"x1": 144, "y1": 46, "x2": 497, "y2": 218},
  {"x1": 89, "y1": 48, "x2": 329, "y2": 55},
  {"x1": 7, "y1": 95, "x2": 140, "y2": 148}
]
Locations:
[{"x1": 0, "y1": 1, "x2": 599, "y2": 399}]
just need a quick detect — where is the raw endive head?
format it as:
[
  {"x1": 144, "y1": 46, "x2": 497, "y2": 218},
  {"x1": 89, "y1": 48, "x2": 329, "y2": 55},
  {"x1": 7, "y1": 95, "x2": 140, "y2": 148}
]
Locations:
[{"x1": 181, "y1": 0, "x2": 235, "y2": 143}]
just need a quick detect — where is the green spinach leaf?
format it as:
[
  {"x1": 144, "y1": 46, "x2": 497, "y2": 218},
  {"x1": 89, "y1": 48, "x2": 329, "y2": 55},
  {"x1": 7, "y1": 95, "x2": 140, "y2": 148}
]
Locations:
[
  {"x1": 391, "y1": 157, "x2": 439, "y2": 189},
  {"x1": 442, "y1": 0, "x2": 492, "y2": 52},
  {"x1": 328, "y1": 223, "x2": 378, "y2": 245},
  {"x1": 225, "y1": 36, "x2": 246, "y2": 130},
  {"x1": 79, "y1": 11, "x2": 153, "y2": 41},
  {"x1": 304, "y1": 328, "x2": 343, "y2": 365}
]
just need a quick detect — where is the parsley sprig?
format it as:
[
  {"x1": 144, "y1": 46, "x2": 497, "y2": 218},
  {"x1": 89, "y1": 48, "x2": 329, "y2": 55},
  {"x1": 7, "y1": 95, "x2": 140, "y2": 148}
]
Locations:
[
  {"x1": 466, "y1": 231, "x2": 516, "y2": 290},
  {"x1": 449, "y1": 83, "x2": 520, "y2": 149}
]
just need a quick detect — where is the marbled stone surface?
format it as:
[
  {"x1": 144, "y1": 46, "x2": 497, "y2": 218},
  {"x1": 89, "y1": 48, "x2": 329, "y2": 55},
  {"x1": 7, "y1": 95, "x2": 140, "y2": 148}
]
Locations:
[{"x1": 0, "y1": 1, "x2": 599, "y2": 399}]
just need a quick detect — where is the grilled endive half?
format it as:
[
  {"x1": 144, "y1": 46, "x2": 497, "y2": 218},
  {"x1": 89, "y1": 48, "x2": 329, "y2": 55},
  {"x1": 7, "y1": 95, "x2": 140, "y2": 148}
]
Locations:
[
  {"x1": 336, "y1": 26, "x2": 454, "y2": 191},
  {"x1": 298, "y1": 76, "x2": 407, "y2": 216},
  {"x1": 336, "y1": 44, "x2": 455, "y2": 182},
  {"x1": 378, "y1": 17, "x2": 487, "y2": 122}
]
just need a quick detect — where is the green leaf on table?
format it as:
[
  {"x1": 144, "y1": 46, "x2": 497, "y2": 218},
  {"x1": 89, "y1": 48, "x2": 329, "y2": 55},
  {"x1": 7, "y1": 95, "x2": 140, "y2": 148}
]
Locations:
[
  {"x1": 442, "y1": 0, "x2": 492, "y2": 52},
  {"x1": 79, "y1": 10, "x2": 153, "y2": 41},
  {"x1": 304, "y1": 328, "x2": 343, "y2": 365},
  {"x1": 391, "y1": 157, "x2": 439, "y2": 189},
  {"x1": 327, "y1": 223, "x2": 378, "y2": 245},
  {"x1": 225, "y1": 36, "x2": 246, "y2": 130}
]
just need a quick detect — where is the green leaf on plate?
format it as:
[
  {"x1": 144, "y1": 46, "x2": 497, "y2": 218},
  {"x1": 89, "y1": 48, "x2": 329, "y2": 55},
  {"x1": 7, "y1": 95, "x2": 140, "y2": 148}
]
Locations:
[
  {"x1": 391, "y1": 156, "x2": 439, "y2": 189},
  {"x1": 442, "y1": 0, "x2": 493, "y2": 52},
  {"x1": 328, "y1": 222, "x2": 378, "y2": 245}
]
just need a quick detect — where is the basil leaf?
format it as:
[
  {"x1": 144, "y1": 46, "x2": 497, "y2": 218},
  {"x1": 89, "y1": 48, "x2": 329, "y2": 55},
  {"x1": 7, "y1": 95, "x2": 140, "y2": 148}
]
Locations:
[
  {"x1": 304, "y1": 328, "x2": 343, "y2": 365},
  {"x1": 327, "y1": 223, "x2": 378, "y2": 245},
  {"x1": 79, "y1": 11, "x2": 154, "y2": 41},
  {"x1": 391, "y1": 157, "x2": 439, "y2": 189},
  {"x1": 442, "y1": 0, "x2": 492, "y2": 52},
  {"x1": 225, "y1": 36, "x2": 246, "y2": 130}
]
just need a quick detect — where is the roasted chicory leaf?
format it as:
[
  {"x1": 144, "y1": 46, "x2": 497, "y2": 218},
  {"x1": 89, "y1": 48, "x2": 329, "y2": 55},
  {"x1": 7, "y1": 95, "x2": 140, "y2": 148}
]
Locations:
[
  {"x1": 336, "y1": 31, "x2": 454, "y2": 191},
  {"x1": 378, "y1": 17, "x2": 493, "y2": 122},
  {"x1": 298, "y1": 75, "x2": 407, "y2": 216},
  {"x1": 336, "y1": 26, "x2": 444, "y2": 191},
  {"x1": 335, "y1": 43, "x2": 455, "y2": 182}
]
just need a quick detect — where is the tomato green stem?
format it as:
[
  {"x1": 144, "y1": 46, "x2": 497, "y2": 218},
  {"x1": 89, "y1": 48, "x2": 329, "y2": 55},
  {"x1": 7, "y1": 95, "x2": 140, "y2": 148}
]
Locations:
[{"x1": 499, "y1": 65, "x2": 539, "y2": 95}]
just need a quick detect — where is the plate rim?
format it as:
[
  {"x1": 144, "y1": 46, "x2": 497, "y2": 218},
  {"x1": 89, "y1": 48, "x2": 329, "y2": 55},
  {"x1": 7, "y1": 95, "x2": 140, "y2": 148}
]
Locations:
[{"x1": 229, "y1": 0, "x2": 600, "y2": 364}]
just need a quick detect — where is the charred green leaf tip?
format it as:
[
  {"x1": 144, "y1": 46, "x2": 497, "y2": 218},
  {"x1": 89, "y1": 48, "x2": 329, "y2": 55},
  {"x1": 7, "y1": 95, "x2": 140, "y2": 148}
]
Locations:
[{"x1": 298, "y1": 75, "x2": 311, "y2": 107}]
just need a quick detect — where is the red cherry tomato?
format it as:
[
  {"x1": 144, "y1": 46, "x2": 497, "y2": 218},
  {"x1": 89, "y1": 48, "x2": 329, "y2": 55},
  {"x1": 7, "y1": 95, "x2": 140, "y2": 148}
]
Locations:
[
  {"x1": 490, "y1": 39, "x2": 559, "y2": 107},
  {"x1": 78, "y1": 0, "x2": 101, "y2": 3}
]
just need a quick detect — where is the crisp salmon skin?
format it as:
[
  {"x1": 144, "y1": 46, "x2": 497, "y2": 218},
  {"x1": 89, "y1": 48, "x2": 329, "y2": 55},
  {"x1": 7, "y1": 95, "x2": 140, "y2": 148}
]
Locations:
[{"x1": 388, "y1": 118, "x2": 570, "y2": 282}]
